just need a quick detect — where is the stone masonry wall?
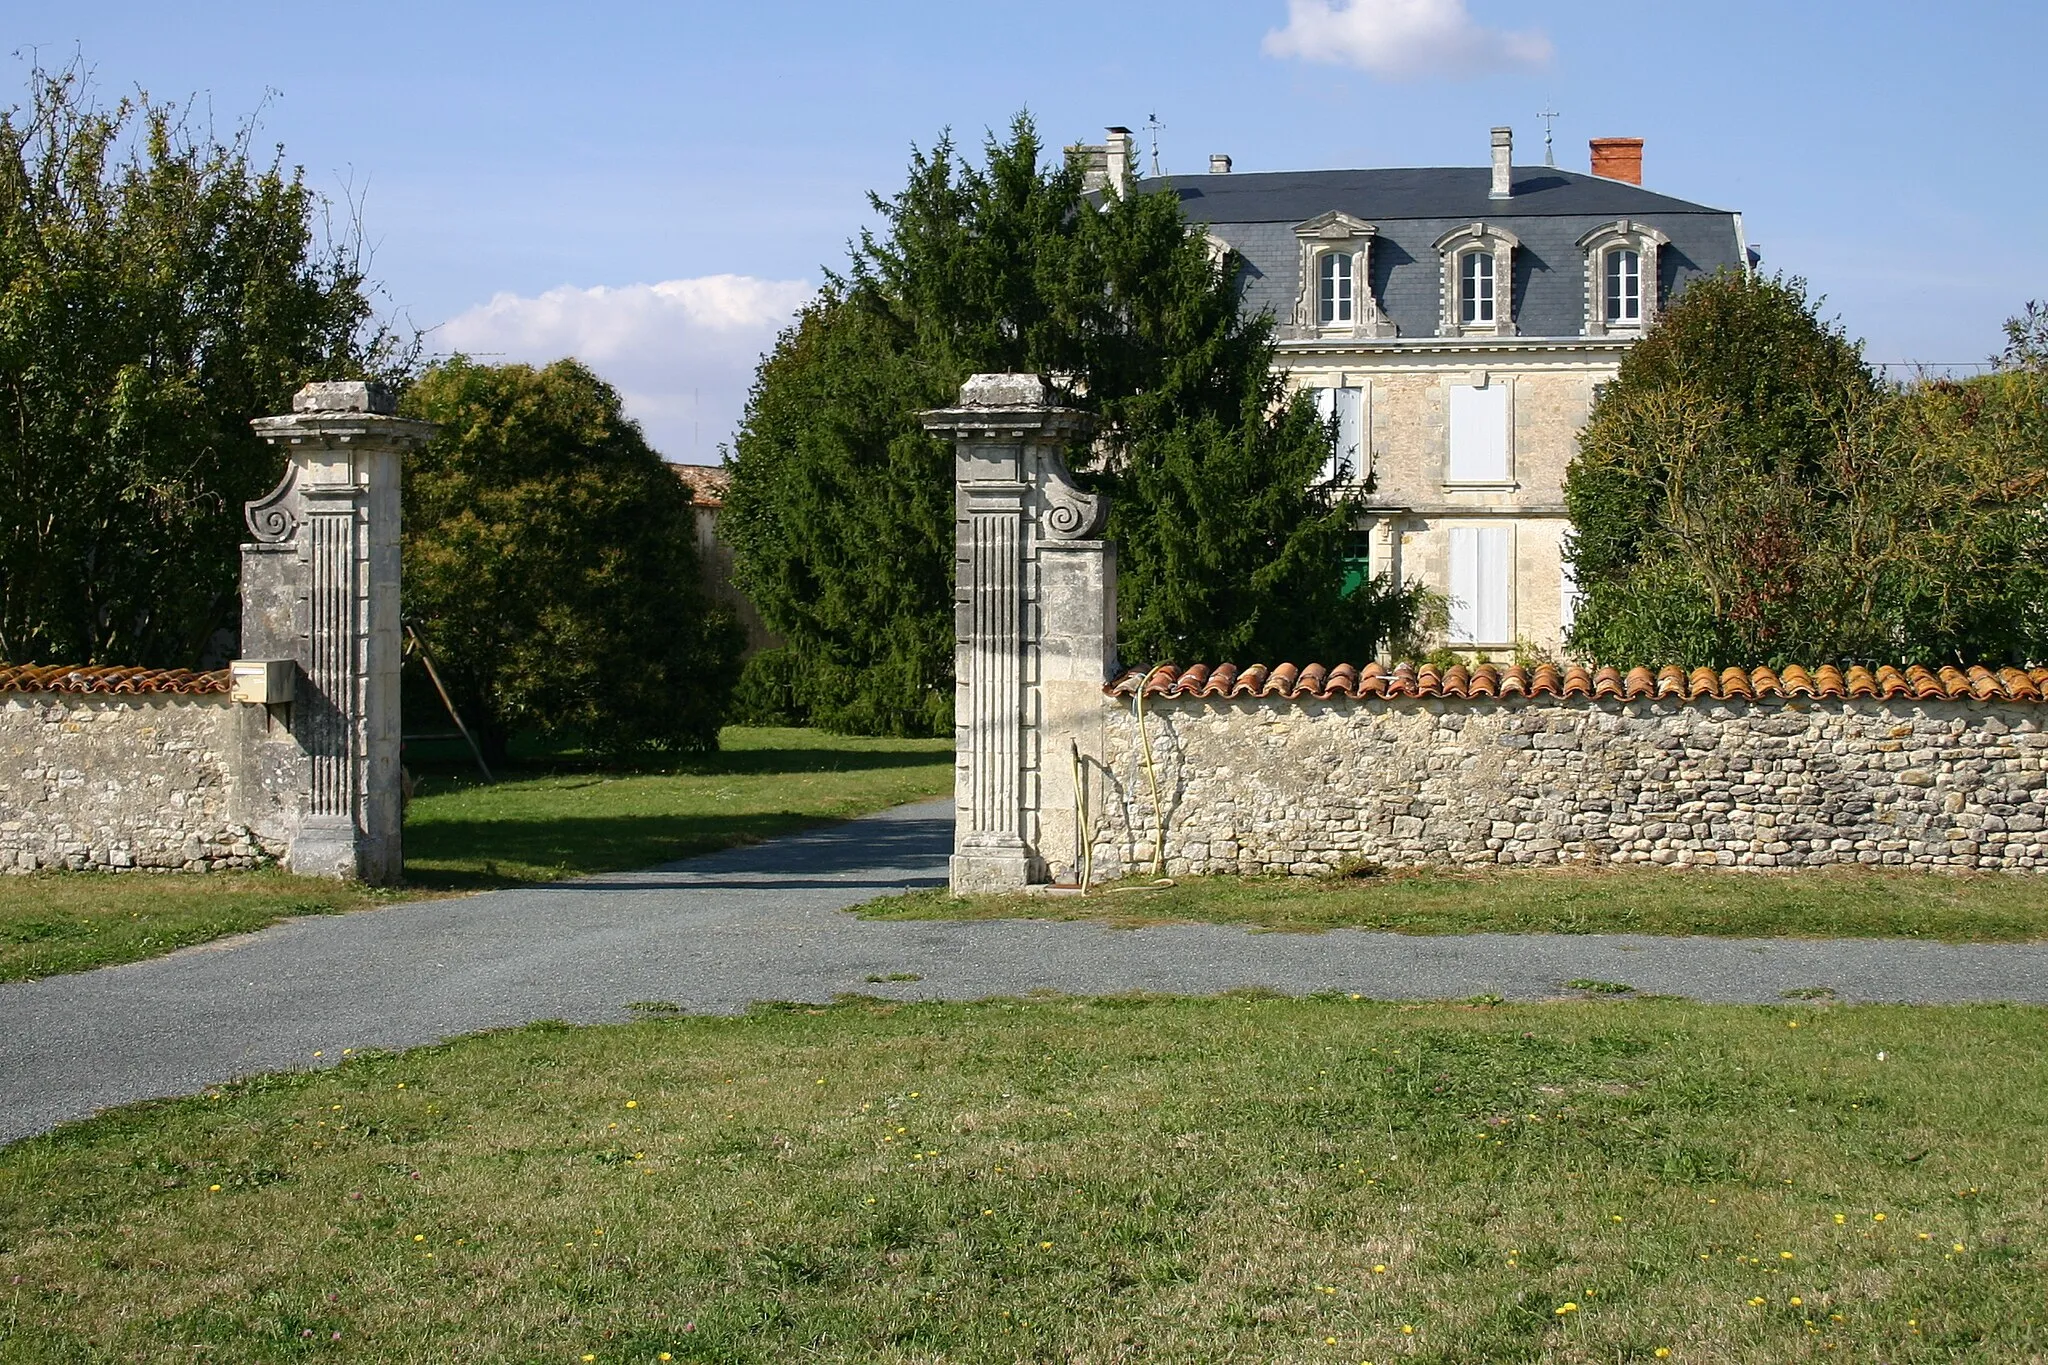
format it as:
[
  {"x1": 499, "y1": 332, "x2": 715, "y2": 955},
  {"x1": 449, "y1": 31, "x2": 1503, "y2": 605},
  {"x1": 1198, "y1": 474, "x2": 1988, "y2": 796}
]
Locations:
[
  {"x1": 1090, "y1": 696, "x2": 2048, "y2": 878},
  {"x1": 0, "y1": 695, "x2": 283, "y2": 872}
]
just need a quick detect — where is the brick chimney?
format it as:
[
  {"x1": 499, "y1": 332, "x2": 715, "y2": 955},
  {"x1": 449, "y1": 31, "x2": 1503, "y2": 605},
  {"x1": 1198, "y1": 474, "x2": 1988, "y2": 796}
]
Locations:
[
  {"x1": 1489, "y1": 127, "x2": 1513, "y2": 199},
  {"x1": 1589, "y1": 137, "x2": 1644, "y2": 185},
  {"x1": 1209, "y1": 153, "x2": 1232, "y2": 174}
]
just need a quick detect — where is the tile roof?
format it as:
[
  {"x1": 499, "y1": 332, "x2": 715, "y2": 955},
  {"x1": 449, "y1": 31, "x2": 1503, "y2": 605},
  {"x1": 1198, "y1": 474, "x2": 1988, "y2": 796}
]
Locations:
[
  {"x1": 672, "y1": 463, "x2": 731, "y2": 507},
  {"x1": 1108, "y1": 662, "x2": 2048, "y2": 705},
  {"x1": 0, "y1": 664, "x2": 231, "y2": 695}
]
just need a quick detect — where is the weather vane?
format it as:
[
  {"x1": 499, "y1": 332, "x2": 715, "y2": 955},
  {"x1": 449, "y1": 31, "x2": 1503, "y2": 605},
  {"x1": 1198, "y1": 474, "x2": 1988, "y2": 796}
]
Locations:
[
  {"x1": 1541, "y1": 108, "x2": 1560, "y2": 167},
  {"x1": 1144, "y1": 112, "x2": 1166, "y2": 178}
]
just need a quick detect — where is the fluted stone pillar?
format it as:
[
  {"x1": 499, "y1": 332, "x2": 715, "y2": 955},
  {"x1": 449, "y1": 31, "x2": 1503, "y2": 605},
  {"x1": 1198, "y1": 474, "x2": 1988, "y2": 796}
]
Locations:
[
  {"x1": 241, "y1": 382, "x2": 433, "y2": 882},
  {"x1": 923, "y1": 375, "x2": 1116, "y2": 893}
]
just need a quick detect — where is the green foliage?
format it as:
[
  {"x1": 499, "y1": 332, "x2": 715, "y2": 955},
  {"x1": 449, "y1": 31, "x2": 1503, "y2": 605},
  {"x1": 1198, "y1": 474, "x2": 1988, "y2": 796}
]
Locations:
[
  {"x1": 0, "y1": 63, "x2": 403, "y2": 666},
  {"x1": 1565, "y1": 272, "x2": 2048, "y2": 666},
  {"x1": 400, "y1": 358, "x2": 743, "y2": 761},
  {"x1": 724, "y1": 116, "x2": 1418, "y2": 734}
]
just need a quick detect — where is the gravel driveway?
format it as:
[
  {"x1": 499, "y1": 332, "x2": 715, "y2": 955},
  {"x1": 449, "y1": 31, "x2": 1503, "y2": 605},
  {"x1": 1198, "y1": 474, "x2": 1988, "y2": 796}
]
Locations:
[{"x1": 4, "y1": 796, "x2": 2045, "y2": 1144}]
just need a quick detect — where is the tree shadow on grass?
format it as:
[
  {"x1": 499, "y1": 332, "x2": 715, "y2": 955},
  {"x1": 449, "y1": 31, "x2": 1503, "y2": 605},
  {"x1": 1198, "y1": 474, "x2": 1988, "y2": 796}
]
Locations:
[{"x1": 402, "y1": 808, "x2": 953, "y2": 893}]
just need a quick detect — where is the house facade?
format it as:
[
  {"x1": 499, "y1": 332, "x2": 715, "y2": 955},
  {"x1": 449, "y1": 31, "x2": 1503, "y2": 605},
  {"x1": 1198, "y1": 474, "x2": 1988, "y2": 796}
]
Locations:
[{"x1": 1116, "y1": 128, "x2": 1750, "y2": 658}]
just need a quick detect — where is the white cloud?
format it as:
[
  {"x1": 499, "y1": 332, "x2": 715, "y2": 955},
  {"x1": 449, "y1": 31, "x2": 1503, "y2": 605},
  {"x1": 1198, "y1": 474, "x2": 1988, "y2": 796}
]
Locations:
[
  {"x1": 435, "y1": 274, "x2": 814, "y2": 464},
  {"x1": 1263, "y1": 0, "x2": 1551, "y2": 80}
]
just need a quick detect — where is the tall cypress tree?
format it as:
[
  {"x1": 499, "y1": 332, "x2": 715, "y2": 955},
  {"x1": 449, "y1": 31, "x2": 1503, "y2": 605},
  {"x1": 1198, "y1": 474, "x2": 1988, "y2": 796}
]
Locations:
[{"x1": 723, "y1": 116, "x2": 1419, "y2": 735}]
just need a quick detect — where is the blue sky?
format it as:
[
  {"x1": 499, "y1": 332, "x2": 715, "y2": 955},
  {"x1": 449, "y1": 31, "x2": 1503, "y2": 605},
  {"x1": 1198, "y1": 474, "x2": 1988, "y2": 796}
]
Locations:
[{"x1": 16, "y1": 0, "x2": 2045, "y2": 461}]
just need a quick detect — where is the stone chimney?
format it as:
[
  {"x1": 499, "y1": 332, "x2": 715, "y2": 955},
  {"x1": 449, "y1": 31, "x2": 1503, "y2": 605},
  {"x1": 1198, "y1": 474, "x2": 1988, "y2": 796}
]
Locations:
[
  {"x1": 1490, "y1": 127, "x2": 1513, "y2": 199},
  {"x1": 1590, "y1": 137, "x2": 1644, "y2": 185},
  {"x1": 1103, "y1": 126, "x2": 1133, "y2": 194},
  {"x1": 1209, "y1": 153, "x2": 1232, "y2": 174}
]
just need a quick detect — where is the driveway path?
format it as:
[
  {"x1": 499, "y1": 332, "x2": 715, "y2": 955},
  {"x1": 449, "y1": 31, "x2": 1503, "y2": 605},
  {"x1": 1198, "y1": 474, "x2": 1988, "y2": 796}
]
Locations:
[{"x1": 5, "y1": 796, "x2": 2047, "y2": 1143}]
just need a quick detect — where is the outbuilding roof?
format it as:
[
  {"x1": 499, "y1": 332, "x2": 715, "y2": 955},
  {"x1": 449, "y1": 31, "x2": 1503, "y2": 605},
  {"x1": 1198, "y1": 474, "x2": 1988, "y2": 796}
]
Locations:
[{"x1": 1108, "y1": 662, "x2": 2048, "y2": 705}]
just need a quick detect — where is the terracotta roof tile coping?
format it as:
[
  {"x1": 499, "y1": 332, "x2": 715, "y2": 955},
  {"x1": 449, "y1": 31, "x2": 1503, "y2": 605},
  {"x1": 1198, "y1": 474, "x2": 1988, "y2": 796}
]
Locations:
[
  {"x1": 0, "y1": 665, "x2": 231, "y2": 696},
  {"x1": 1108, "y1": 661, "x2": 2048, "y2": 704}
]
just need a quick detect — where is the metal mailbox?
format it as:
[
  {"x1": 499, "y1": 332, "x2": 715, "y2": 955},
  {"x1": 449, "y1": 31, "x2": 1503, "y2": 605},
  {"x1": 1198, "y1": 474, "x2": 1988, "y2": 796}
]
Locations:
[{"x1": 230, "y1": 659, "x2": 296, "y2": 705}]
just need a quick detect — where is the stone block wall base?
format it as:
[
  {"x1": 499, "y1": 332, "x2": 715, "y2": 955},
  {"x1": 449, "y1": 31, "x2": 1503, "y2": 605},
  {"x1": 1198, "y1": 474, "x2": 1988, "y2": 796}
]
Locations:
[
  {"x1": 950, "y1": 847, "x2": 1037, "y2": 895},
  {"x1": 289, "y1": 816, "x2": 362, "y2": 880}
]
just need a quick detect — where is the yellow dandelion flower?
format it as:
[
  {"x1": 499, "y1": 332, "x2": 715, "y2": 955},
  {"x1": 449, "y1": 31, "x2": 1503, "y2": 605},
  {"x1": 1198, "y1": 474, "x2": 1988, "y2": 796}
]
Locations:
[
  {"x1": 1372, "y1": 1264, "x2": 1386, "y2": 1273},
  {"x1": 1872, "y1": 1212, "x2": 1886, "y2": 1221},
  {"x1": 1325, "y1": 1337, "x2": 1337, "y2": 1345},
  {"x1": 625, "y1": 1100, "x2": 637, "y2": 1109},
  {"x1": 1954, "y1": 1242, "x2": 1965, "y2": 1252},
  {"x1": 1655, "y1": 1351, "x2": 1670, "y2": 1360},
  {"x1": 1749, "y1": 1297, "x2": 1766, "y2": 1307},
  {"x1": 1780, "y1": 1251, "x2": 1794, "y2": 1260},
  {"x1": 1400, "y1": 1324, "x2": 1415, "y2": 1334},
  {"x1": 413, "y1": 1234, "x2": 425, "y2": 1242},
  {"x1": 208, "y1": 1184, "x2": 222, "y2": 1193},
  {"x1": 1039, "y1": 1241, "x2": 1053, "y2": 1250},
  {"x1": 1834, "y1": 1214, "x2": 1846, "y2": 1224},
  {"x1": 1555, "y1": 1303, "x2": 1578, "y2": 1315},
  {"x1": 1790, "y1": 1297, "x2": 1803, "y2": 1307}
]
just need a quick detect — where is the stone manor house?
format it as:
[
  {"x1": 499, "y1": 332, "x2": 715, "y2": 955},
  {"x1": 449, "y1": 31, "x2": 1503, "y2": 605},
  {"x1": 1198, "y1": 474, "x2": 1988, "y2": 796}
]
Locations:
[{"x1": 1078, "y1": 126, "x2": 1751, "y2": 658}]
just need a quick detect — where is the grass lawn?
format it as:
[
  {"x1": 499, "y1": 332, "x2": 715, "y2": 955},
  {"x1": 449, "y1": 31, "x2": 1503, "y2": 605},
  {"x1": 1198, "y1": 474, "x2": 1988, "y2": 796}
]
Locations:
[
  {"x1": 0, "y1": 727, "x2": 950, "y2": 981},
  {"x1": 2, "y1": 995, "x2": 2042, "y2": 1361},
  {"x1": 401, "y1": 726, "x2": 951, "y2": 890},
  {"x1": 860, "y1": 865, "x2": 2048, "y2": 943}
]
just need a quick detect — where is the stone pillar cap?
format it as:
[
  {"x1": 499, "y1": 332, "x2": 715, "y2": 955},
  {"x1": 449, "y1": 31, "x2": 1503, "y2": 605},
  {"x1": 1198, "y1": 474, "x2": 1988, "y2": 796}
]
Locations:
[
  {"x1": 959, "y1": 373, "x2": 1048, "y2": 408},
  {"x1": 293, "y1": 381, "x2": 397, "y2": 415}
]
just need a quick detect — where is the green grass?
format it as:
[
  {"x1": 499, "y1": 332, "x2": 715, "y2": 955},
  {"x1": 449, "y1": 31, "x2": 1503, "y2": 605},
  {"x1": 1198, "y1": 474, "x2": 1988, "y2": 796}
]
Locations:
[
  {"x1": 0, "y1": 727, "x2": 950, "y2": 980},
  {"x1": 401, "y1": 725, "x2": 951, "y2": 890},
  {"x1": 859, "y1": 865, "x2": 2048, "y2": 942},
  {"x1": 2, "y1": 996, "x2": 2041, "y2": 1361},
  {"x1": 0, "y1": 873, "x2": 400, "y2": 983}
]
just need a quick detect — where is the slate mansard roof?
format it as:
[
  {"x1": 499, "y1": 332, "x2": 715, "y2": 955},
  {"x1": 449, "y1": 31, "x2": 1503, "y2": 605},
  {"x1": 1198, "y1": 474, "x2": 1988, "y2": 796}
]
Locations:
[{"x1": 1149, "y1": 165, "x2": 1747, "y2": 342}]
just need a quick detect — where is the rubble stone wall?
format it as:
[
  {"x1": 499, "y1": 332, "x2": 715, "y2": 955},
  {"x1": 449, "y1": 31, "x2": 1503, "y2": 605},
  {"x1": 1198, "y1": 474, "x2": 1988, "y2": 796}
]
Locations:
[
  {"x1": 1090, "y1": 696, "x2": 2048, "y2": 878},
  {"x1": 0, "y1": 695, "x2": 282, "y2": 872}
]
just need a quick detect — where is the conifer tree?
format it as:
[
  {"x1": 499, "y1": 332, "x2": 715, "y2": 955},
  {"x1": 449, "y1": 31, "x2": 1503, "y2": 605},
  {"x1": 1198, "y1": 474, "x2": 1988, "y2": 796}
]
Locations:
[{"x1": 724, "y1": 116, "x2": 1417, "y2": 734}]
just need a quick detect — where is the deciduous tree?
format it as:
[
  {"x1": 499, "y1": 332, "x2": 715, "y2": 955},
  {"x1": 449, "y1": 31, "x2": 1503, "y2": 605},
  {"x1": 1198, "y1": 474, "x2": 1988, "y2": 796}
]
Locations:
[
  {"x1": 401, "y1": 358, "x2": 743, "y2": 760},
  {"x1": 0, "y1": 63, "x2": 402, "y2": 665}
]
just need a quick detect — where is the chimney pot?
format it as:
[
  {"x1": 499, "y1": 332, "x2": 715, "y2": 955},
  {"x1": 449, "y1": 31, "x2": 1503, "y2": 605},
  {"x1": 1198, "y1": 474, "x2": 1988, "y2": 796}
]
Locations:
[
  {"x1": 1589, "y1": 137, "x2": 1644, "y2": 185},
  {"x1": 1209, "y1": 153, "x2": 1232, "y2": 174},
  {"x1": 1489, "y1": 126, "x2": 1513, "y2": 199}
]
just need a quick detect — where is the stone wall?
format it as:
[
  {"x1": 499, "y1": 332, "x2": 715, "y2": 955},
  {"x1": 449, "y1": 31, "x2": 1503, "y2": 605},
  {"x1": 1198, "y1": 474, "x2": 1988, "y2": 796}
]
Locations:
[
  {"x1": 1089, "y1": 696, "x2": 2048, "y2": 878},
  {"x1": 0, "y1": 694, "x2": 283, "y2": 872}
]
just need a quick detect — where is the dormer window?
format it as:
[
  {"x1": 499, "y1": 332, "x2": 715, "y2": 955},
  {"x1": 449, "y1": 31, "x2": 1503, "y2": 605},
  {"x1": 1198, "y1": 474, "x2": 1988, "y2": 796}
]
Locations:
[
  {"x1": 1318, "y1": 251, "x2": 1353, "y2": 326},
  {"x1": 1605, "y1": 248, "x2": 1641, "y2": 324},
  {"x1": 1434, "y1": 223, "x2": 1518, "y2": 338},
  {"x1": 1580, "y1": 219, "x2": 1669, "y2": 336},
  {"x1": 1285, "y1": 210, "x2": 1395, "y2": 340},
  {"x1": 1459, "y1": 250, "x2": 1495, "y2": 325}
]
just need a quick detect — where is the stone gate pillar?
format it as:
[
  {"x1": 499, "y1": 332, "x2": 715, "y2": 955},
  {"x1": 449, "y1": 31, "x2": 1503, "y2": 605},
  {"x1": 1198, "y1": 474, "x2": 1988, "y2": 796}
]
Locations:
[
  {"x1": 923, "y1": 375, "x2": 1116, "y2": 892},
  {"x1": 239, "y1": 382, "x2": 433, "y2": 882}
]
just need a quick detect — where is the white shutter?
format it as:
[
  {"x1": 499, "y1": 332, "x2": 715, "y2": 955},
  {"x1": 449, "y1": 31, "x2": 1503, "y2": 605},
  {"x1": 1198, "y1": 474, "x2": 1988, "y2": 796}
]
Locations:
[
  {"x1": 1333, "y1": 386, "x2": 1364, "y2": 483},
  {"x1": 1450, "y1": 524, "x2": 1513, "y2": 646},
  {"x1": 1448, "y1": 382, "x2": 1509, "y2": 483},
  {"x1": 1476, "y1": 525, "x2": 1512, "y2": 644},
  {"x1": 1449, "y1": 527, "x2": 1479, "y2": 643},
  {"x1": 1312, "y1": 388, "x2": 1336, "y2": 483}
]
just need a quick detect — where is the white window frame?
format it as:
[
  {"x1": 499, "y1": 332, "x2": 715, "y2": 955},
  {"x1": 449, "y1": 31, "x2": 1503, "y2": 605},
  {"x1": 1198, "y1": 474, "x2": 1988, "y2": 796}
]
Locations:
[
  {"x1": 1318, "y1": 250, "x2": 1354, "y2": 327},
  {"x1": 1449, "y1": 523, "x2": 1515, "y2": 648},
  {"x1": 1445, "y1": 375, "x2": 1513, "y2": 487},
  {"x1": 1605, "y1": 247, "x2": 1641, "y2": 325},
  {"x1": 1579, "y1": 219, "x2": 1670, "y2": 337},
  {"x1": 1434, "y1": 222, "x2": 1519, "y2": 338},
  {"x1": 1460, "y1": 250, "x2": 1494, "y2": 325}
]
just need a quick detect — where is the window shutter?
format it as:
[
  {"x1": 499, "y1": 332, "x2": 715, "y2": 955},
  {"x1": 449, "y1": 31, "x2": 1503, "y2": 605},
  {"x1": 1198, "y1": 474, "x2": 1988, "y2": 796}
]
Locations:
[
  {"x1": 1333, "y1": 386, "x2": 1364, "y2": 482},
  {"x1": 1450, "y1": 524, "x2": 1514, "y2": 645},
  {"x1": 1450, "y1": 527, "x2": 1479, "y2": 643},
  {"x1": 1448, "y1": 383, "x2": 1509, "y2": 482},
  {"x1": 1476, "y1": 525, "x2": 1512, "y2": 644}
]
